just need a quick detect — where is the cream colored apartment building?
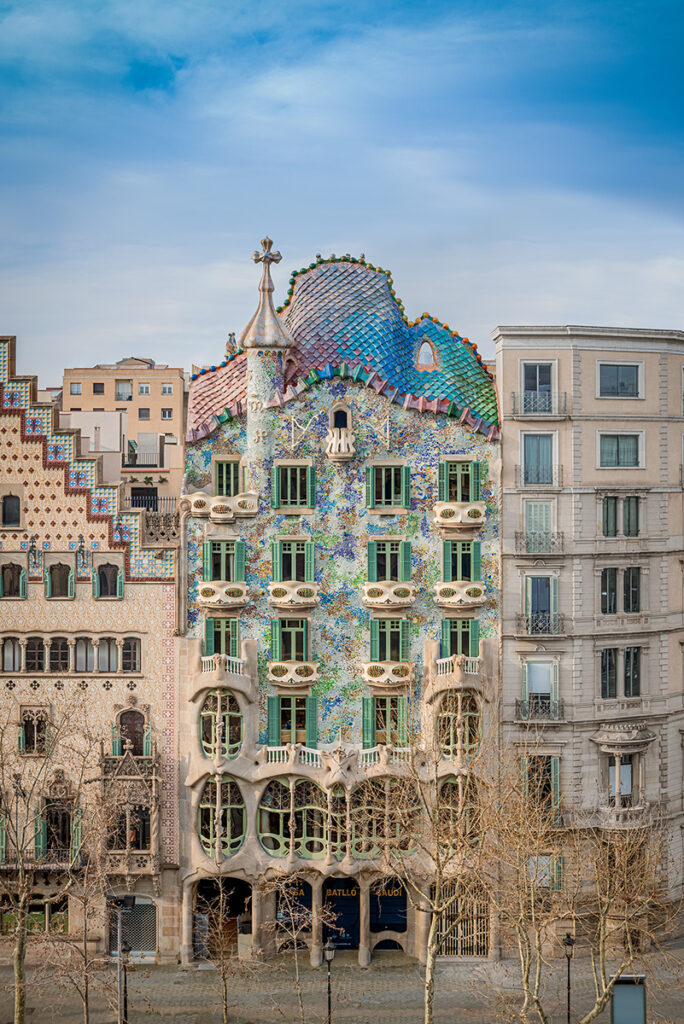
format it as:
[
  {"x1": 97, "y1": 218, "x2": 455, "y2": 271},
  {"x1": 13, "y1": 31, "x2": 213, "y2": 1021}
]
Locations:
[
  {"x1": 495, "y1": 325, "x2": 684, "y2": 907},
  {"x1": 62, "y1": 357, "x2": 186, "y2": 507}
]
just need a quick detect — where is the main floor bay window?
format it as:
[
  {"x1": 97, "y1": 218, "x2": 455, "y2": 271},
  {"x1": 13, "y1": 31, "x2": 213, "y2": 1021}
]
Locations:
[{"x1": 198, "y1": 776, "x2": 245, "y2": 858}]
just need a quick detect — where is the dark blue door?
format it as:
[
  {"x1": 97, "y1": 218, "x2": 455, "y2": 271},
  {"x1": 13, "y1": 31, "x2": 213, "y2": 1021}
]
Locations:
[
  {"x1": 323, "y1": 879, "x2": 359, "y2": 949},
  {"x1": 370, "y1": 881, "x2": 407, "y2": 933}
]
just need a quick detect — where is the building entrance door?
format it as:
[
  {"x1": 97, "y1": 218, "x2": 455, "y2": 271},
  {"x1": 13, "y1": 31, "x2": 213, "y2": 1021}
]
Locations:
[
  {"x1": 323, "y1": 878, "x2": 359, "y2": 949},
  {"x1": 108, "y1": 898, "x2": 157, "y2": 961},
  {"x1": 193, "y1": 877, "x2": 251, "y2": 961}
]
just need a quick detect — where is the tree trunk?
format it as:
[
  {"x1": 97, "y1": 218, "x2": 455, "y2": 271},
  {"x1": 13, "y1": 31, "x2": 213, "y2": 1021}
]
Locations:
[
  {"x1": 222, "y1": 969, "x2": 229, "y2": 1024},
  {"x1": 13, "y1": 896, "x2": 28, "y2": 1024},
  {"x1": 83, "y1": 904, "x2": 89, "y2": 1024},
  {"x1": 424, "y1": 911, "x2": 439, "y2": 1024}
]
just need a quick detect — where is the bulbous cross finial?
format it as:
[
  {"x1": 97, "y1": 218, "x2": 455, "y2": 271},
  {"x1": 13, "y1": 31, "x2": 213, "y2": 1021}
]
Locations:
[
  {"x1": 252, "y1": 237, "x2": 282, "y2": 294},
  {"x1": 237, "y1": 235, "x2": 294, "y2": 349}
]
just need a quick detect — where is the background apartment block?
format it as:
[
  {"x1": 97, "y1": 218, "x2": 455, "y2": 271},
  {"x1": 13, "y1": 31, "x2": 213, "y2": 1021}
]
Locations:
[{"x1": 495, "y1": 325, "x2": 684, "y2": 908}]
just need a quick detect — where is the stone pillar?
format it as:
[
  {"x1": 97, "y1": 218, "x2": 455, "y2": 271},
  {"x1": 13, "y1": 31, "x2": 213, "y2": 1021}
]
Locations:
[
  {"x1": 310, "y1": 876, "x2": 323, "y2": 967},
  {"x1": 252, "y1": 886, "x2": 275, "y2": 958},
  {"x1": 68, "y1": 638, "x2": 76, "y2": 673},
  {"x1": 180, "y1": 881, "x2": 194, "y2": 965},
  {"x1": 116, "y1": 638, "x2": 125, "y2": 673},
  {"x1": 92, "y1": 638, "x2": 101, "y2": 673},
  {"x1": 18, "y1": 639, "x2": 27, "y2": 674},
  {"x1": 358, "y1": 879, "x2": 370, "y2": 967}
]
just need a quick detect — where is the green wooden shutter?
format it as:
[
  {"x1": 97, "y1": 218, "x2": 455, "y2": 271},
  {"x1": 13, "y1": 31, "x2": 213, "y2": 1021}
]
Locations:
[
  {"x1": 521, "y1": 662, "x2": 529, "y2": 704},
  {"x1": 367, "y1": 542, "x2": 378, "y2": 583},
  {"x1": 202, "y1": 541, "x2": 212, "y2": 581},
  {"x1": 399, "y1": 542, "x2": 412, "y2": 583},
  {"x1": 17, "y1": 724, "x2": 25, "y2": 753},
  {"x1": 550, "y1": 662, "x2": 559, "y2": 710},
  {"x1": 70, "y1": 809, "x2": 82, "y2": 864},
  {"x1": 204, "y1": 618, "x2": 215, "y2": 657},
  {"x1": 267, "y1": 696, "x2": 281, "y2": 746},
  {"x1": 19, "y1": 568, "x2": 26, "y2": 599},
  {"x1": 469, "y1": 619, "x2": 480, "y2": 657},
  {"x1": 271, "y1": 541, "x2": 283, "y2": 583},
  {"x1": 550, "y1": 577, "x2": 558, "y2": 626},
  {"x1": 116, "y1": 568, "x2": 124, "y2": 599},
  {"x1": 68, "y1": 569, "x2": 75, "y2": 598},
  {"x1": 306, "y1": 466, "x2": 316, "y2": 508},
  {"x1": 143, "y1": 723, "x2": 152, "y2": 756},
  {"x1": 229, "y1": 619, "x2": 239, "y2": 658},
  {"x1": 550, "y1": 757, "x2": 560, "y2": 818},
  {"x1": 233, "y1": 541, "x2": 246, "y2": 583},
  {"x1": 271, "y1": 619, "x2": 282, "y2": 661},
  {"x1": 438, "y1": 461, "x2": 447, "y2": 501},
  {"x1": 302, "y1": 618, "x2": 309, "y2": 660},
  {"x1": 471, "y1": 542, "x2": 482, "y2": 581},
  {"x1": 362, "y1": 697, "x2": 375, "y2": 749},
  {"x1": 472, "y1": 462, "x2": 481, "y2": 500},
  {"x1": 440, "y1": 620, "x2": 451, "y2": 659},
  {"x1": 34, "y1": 812, "x2": 46, "y2": 860},
  {"x1": 369, "y1": 619, "x2": 380, "y2": 661},
  {"x1": 304, "y1": 542, "x2": 315, "y2": 583},
  {"x1": 397, "y1": 696, "x2": 408, "y2": 746},
  {"x1": 305, "y1": 696, "x2": 318, "y2": 749},
  {"x1": 0, "y1": 813, "x2": 5, "y2": 865},
  {"x1": 401, "y1": 466, "x2": 411, "y2": 508},
  {"x1": 399, "y1": 620, "x2": 411, "y2": 662},
  {"x1": 91, "y1": 568, "x2": 99, "y2": 599},
  {"x1": 0, "y1": 572, "x2": 3, "y2": 598},
  {"x1": 525, "y1": 577, "x2": 533, "y2": 617},
  {"x1": 442, "y1": 541, "x2": 453, "y2": 583},
  {"x1": 271, "y1": 466, "x2": 280, "y2": 508},
  {"x1": 112, "y1": 723, "x2": 122, "y2": 756},
  {"x1": 44, "y1": 568, "x2": 51, "y2": 599},
  {"x1": 365, "y1": 467, "x2": 375, "y2": 508},
  {"x1": 551, "y1": 855, "x2": 563, "y2": 892}
]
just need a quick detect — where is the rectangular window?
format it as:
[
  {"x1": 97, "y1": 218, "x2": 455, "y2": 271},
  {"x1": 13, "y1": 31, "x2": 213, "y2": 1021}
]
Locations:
[
  {"x1": 599, "y1": 363, "x2": 639, "y2": 398},
  {"x1": 440, "y1": 618, "x2": 479, "y2": 658},
  {"x1": 522, "y1": 362, "x2": 552, "y2": 413},
  {"x1": 523, "y1": 434, "x2": 553, "y2": 485},
  {"x1": 280, "y1": 618, "x2": 307, "y2": 661},
  {"x1": 281, "y1": 541, "x2": 306, "y2": 582},
  {"x1": 601, "y1": 568, "x2": 617, "y2": 614},
  {"x1": 161, "y1": 408, "x2": 172, "y2": 420},
  {"x1": 138, "y1": 383, "x2": 150, "y2": 395},
  {"x1": 161, "y1": 383, "x2": 173, "y2": 395},
  {"x1": 599, "y1": 434, "x2": 640, "y2": 468},
  {"x1": 525, "y1": 755, "x2": 559, "y2": 813},
  {"x1": 527, "y1": 662, "x2": 553, "y2": 718},
  {"x1": 92, "y1": 382, "x2": 104, "y2": 394},
  {"x1": 373, "y1": 540, "x2": 400, "y2": 581},
  {"x1": 203, "y1": 541, "x2": 244, "y2": 582},
  {"x1": 377, "y1": 619, "x2": 402, "y2": 661},
  {"x1": 205, "y1": 618, "x2": 239, "y2": 658},
  {"x1": 216, "y1": 460, "x2": 241, "y2": 497},
  {"x1": 525, "y1": 575, "x2": 558, "y2": 633},
  {"x1": 138, "y1": 408, "x2": 150, "y2": 420},
  {"x1": 374, "y1": 696, "x2": 407, "y2": 746},
  {"x1": 438, "y1": 461, "x2": 481, "y2": 502},
  {"x1": 524, "y1": 501, "x2": 552, "y2": 551},
  {"x1": 624, "y1": 567, "x2": 641, "y2": 613},
  {"x1": 69, "y1": 382, "x2": 82, "y2": 395},
  {"x1": 624, "y1": 647, "x2": 641, "y2": 698},
  {"x1": 609, "y1": 755, "x2": 633, "y2": 806},
  {"x1": 273, "y1": 464, "x2": 315, "y2": 509},
  {"x1": 601, "y1": 648, "x2": 617, "y2": 699},
  {"x1": 602, "y1": 497, "x2": 618, "y2": 537},
  {"x1": 115, "y1": 380, "x2": 132, "y2": 401},
  {"x1": 366, "y1": 465, "x2": 410, "y2": 509},
  {"x1": 280, "y1": 696, "x2": 309, "y2": 744},
  {"x1": 443, "y1": 540, "x2": 481, "y2": 582},
  {"x1": 623, "y1": 496, "x2": 639, "y2": 537}
]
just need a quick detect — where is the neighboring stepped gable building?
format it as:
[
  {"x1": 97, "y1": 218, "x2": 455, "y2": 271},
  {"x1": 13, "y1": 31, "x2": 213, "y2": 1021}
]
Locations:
[
  {"x1": 178, "y1": 241, "x2": 500, "y2": 965},
  {"x1": 495, "y1": 326, "x2": 684, "y2": 915},
  {"x1": 0, "y1": 336, "x2": 180, "y2": 960}
]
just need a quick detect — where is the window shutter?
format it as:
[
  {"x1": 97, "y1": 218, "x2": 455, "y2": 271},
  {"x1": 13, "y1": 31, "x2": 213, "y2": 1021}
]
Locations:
[
  {"x1": 399, "y1": 542, "x2": 412, "y2": 583},
  {"x1": 401, "y1": 466, "x2": 411, "y2": 509},
  {"x1": 440, "y1": 620, "x2": 451, "y2": 659},
  {"x1": 302, "y1": 618, "x2": 308, "y2": 660},
  {"x1": 438, "y1": 461, "x2": 447, "y2": 502},
  {"x1": 17, "y1": 724, "x2": 25, "y2": 753},
  {"x1": 116, "y1": 568, "x2": 124, "y2": 599},
  {"x1": 397, "y1": 696, "x2": 408, "y2": 746},
  {"x1": 0, "y1": 573, "x2": 3, "y2": 599},
  {"x1": 520, "y1": 662, "x2": 529, "y2": 707},
  {"x1": 305, "y1": 696, "x2": 318, "y2": 749},
  {"x1": 70, "y1": 808, "x2": 82, "y2": 864},
  {"x1": 551, "y1": 757, "x2": 560, "y2": 818},
  {"x1": 362, "y1": 697, "x2": 375, "y2": 749},
  {"x1": 91, "y1": 568, "x2": 99, "y2": 599},
  {"x1": 67, "y1": 569, "x2": 75, "y2": 598},
  {"x1": 143, "y1": 723, "x2": 152, "y2": 756},
  {"x1": 365, "y1": 467, "x2": 375, "y2": 508},
  {"x1": 202, "y1": 542, "x2": 212, "y2": 581},
  {"x1": 520, "y1": 757, "x2": 529, "y2": 800},
  {"x1": 471, "y1": 542, "x2": 482, "y2": 582},
  {"x1": 525, "y1": 577, "x2": 533, "y2": 617},
  {"x1": 472, "y1": 462, "x2": 482, "y2": 500},
  {"x1": 367, "y1": 541, "x2": 378, "y2": 583},
  {"x1": 270, "y1": 619, "x2": 282, "y2": 662},
  {"x1": 550, "y1": 662, "x2": 559, "y2": 710},
  {"x1": 306, "y1": 466, "x2": 316, "y2": 508},
  {"x1": 271, "y1": 541, "x2": 283, "y2": 583},
  {"x1": 204, "y1": 618, "x2": 215, "y2": 657},
  {"x1": 112, "y1": 723, "x2": 122, "y2": 756},
  {"x1": 550, "y1": 576, "x2": 558, "y2": 617},
  {"x1": 369, "y1": 619, "x2": 380, "y2": 661},
  {"x1": 267, "y1": 696, "x2": 281, "y2": 747},
  {"x1": 34, "y1": 812, "x2": 46, "y2": 860},
  {"x1": 0, "y1": 813, "x2": 5, "y2": 865},
  {"x1": 552, "y1": 855, "x2": 563, "y2": 892},
  {"x1": 233, "y1": 541, "x2": 246, "y2": 583},
  {"x1": 229, "y1": 619, "x2": 239, "y2": 659},
  {"x1": 442, "y1": 541, "x2": 452, "y2": 583},
  {"x1": 469, "y1": 619, "x2": 480, "y2": 658},
  {"x1": 19, "y1": 569, "x2": 26, "y2": 599},
  {"x1": 270, "y1": 465, "x2": 280, "y2": 508},
  {"x1": 44, "y1": 568, "x2": 51, "y2": 599},
  {"x1": 304, "y1": 542, "x2": 315, "y2": 583},
  {"x1": 399, "y1": 619, "x2": 411, "y2": 662}
]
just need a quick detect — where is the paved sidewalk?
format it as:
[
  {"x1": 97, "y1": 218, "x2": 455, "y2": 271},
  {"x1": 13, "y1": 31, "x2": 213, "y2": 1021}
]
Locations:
[{"x1": 0, "y1": 949, "x2": 682, "y2": 1023}]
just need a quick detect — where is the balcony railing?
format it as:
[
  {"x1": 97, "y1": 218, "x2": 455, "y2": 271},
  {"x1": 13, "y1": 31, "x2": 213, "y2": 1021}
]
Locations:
[
  {"x1": 267, "y1": 661, "x2": 320, "y2": 686},
  {"x1": 515, "y1": 698, "x2": 565, "y2": 722},
  {"x1": 362, "y1": 581, "x2": 416, "y2": 609},
  {"x1": 515, "y1": 531, "x2": 565, "y2": 554},
  {"x1": 360, "y1": 661, "x2": 415, "y2": 687},
  {"x1": 433, "y1": 580, "x2": 486, "y2": 608},
  {"x1": 325, "y1": 427, "x2": 356, "y2": 461},
  {"x1": 268, "y1": 581, "x2": 320, "y2": 609},
  {"x1": 361, "y1": 745, "x2": 411, "y2": 768},
  {"x1": 516, "y1": 613, "x2": 565, "y2": 636},
  {"x1": 266, "y1": 745, "x2": 322, "y2": 768},
  {"x1": 435, "y1": 655, "x2": 481, "y2": 677},
  {"x1": 200, "y1": 654, "x2": 248, "y2": 676},
  {"x1": 123, "y1": 495, "x2": 178, "y2": 513},
  {"x1": 122, "y1": 448, "x2": 161, "y2": 468},
  {"x1": 514, "y1": 465, "x2": 563, "y2": 487},
  {"x1": 433, "y1": 501, "x2": 487, "y2": 529},
  {"x1": 197, "y1": 580, "x2": 249, "y2": 609},
  {"x1": 511, "y1": 392, "x2": 567, "y2": 416}
]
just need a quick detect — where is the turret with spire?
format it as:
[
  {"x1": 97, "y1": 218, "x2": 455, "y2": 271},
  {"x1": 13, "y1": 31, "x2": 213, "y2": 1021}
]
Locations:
[{"x1": 238, "y1": 237, "x2": 294, "y2": 350}]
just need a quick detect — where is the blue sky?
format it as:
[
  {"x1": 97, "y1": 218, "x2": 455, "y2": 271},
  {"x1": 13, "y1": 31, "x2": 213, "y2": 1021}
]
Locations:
[{"x1": 1, "y1": 0, "x2": 683, "y2": 381}]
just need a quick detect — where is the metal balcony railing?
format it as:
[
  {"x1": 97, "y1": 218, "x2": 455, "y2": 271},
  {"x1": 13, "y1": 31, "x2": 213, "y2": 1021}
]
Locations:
[
  {"x1": 515, "y1": 698, "x2": 565, "y2": 722},
  {"x1": 122, "y1": 448, "x2": 162, "y2": 468},
  {"x1": 514, "y1": 464, "x2": 563, "y2": 487},
  {"x1": 515, "y1": 531, "x2": 565, "y2": 554},
  {"x1": 511, "y1": 392, "x2": 567, "y2": 416},
  {"x1": 516, "y1": 613, "x2": 565, "y2": 636},
  {"x1": 123, "y1": 495, "x2": 178, "y2": 513}
]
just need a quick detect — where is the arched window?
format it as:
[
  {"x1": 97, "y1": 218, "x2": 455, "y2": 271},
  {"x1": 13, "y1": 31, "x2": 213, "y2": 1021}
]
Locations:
[
  {"x1": 2, "y1": 494, "x2": 20, "y2": 527},
  {"x1": 329, "y1": 784, "x2": 348, "y2": 861},
  {"x1": 198, "y1": 776, "x2": 246, "y2": 858},
  {"x1": 293, "y1": 780, "x2": 327, "y2": 859},
  {"x1": 49, "y1": 637, "x2": 70, "y2": 673},
  {"x1": 45, "y1": 799, "x2": 72, "y2": 856},
  {"x1": 2, "y1": 637, "x2": 21, "y2": 672},
  {"x1": 108, "y1": 805, "x2": 151, "y2": 851},
  {"x1": 438, "y1": 776, "x2": 479, "y2": 847},
  {"x1": 258, "y1": 779, "x2": 291, "y2": 857},
  {"x1": 350, "y1": 779, "x2": 385, "y2": 860},
  {"x1": 200, "y1": 691, "x2": 243, "y2": 760},
  {"x1": 25, "y1": 637, "x2": 45, "y2": 673},
  {"x1": 118, "y1": 710, "x2": 145, "y2": 755},
  {"x1": 333, "y1": 409, "x2": 348, "y2": 429},
  {"x1": 438, "y1": 690, "x2": 480, "y2": 760},
  {"x1": 48, "y1": 563, "x2": 72, "y2": 599},
  {"x1": 416, "y1": 340, "x2": 437, "y2": 370},
  {"x1": 122, "y1": 638, "x2": 141, "y2": 673},
  {"x1": 22, "y1": 708, "x2": 47, "y2": 755},
  {"x1": 97, "y1": 563, "x2": 120, "y2": 598},
  {"x1": 74, "y1": 638, "x2": 94, "y2": 673},
  {"x1": 1, "y1": 563, "x2": 24, "y2": 598},
  {"x1": 98, "y1": 638, "x2": 118, "y2": 673}
]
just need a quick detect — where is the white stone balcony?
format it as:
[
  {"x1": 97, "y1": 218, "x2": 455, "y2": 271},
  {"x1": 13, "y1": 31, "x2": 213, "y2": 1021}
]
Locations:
[
  {"x1": 433, "y1": 580, "x2": 486, "y2": 608},
  {"x1": 424, "y1": 654, "x2": 482, "y2": 703},
  {"x1": 267, "y1": 660, "x2": 320, "y2": 687},
  {"x1": 197, "y1": 580, "x2": 249, "y2": 609},
  {"x1": 268, "y1": 581, "x2": 320, "y2": 609},
  {"x1": 433, "y1": 501, "x2": 486, "y2": 529},
  {"x1": 187, "y1": 491, "x2": 258, "y2": 521},
  {"x1": 360, "y1": 661, "x2": 415, "y2": 687},
  {"x1": 325, "y1": 427, "x2": 356, "y2": 461},
  {"x1": 266, "y1": 745, "x2": 322, "y2": 769},
  {"x1": 362, "y1": 581, "x2": 416, "y2": 610},
  {"x1": 360, "y1": 745, "x2": 411, "y2": 769},
  {"x1": 200, "y1": 654, "x2": 249, "y2": 677}
]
